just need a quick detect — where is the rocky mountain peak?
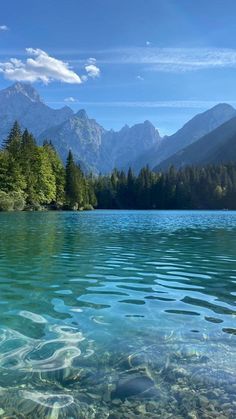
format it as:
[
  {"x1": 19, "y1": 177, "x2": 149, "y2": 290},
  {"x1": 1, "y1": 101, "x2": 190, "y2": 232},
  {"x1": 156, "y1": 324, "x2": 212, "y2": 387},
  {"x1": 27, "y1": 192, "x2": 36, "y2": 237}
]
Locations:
[
  {"x1": 76, "y1": 109, "x2": 89, "y2": 120},
  {"x1": 143, "y1": 120, "x2": 153, "y2": 126},
  {"x1": 5, "y1": 82, "x2": 42, "y2": 103},
  {"x1": 1, "y1": 82, "x2": 235, "y2": 175}
]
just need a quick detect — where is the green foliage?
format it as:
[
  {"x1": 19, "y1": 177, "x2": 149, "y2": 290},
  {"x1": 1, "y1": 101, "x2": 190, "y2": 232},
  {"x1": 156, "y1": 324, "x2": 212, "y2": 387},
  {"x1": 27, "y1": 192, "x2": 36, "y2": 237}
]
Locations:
[
  {"x1": 65, "y1": 150, "x2": 93, "y2": 210},
  {"x1": 9, "y1": 153, "x2": 26, "y2": 191},
  {"x1": 1, "y1": 121, "x2": 236, "y2": 212},
  {"x1": 65, "y1": 150, "x2": 79, "y2": 208},
  {"x1": 34, "y1": 147, "x2": 57, "y2": 204},
  {"x1": 83, "y1": 203, "x2": 94, "y2": 211},
  {"x1": 2, "y1": 121, "x2": 22, "y2": 156},
  {"x1": 0, "y1": 151, "x2": 9, "y2": 191},
  {"x1": 0, "y1": 191, "x2": 14, "y2": 211},
  {"x1": 0, "y1": 122, "x2": 67, "y2": 210},
  {"x1": 93, "y1": 164, "x2": 236, "y2": 210},
  {"x1": 43, "y1": 142, "x2": 65, "y2": 205},
  {"x1": 10, "y1": 191, "x2": 26, "y2": 211}
]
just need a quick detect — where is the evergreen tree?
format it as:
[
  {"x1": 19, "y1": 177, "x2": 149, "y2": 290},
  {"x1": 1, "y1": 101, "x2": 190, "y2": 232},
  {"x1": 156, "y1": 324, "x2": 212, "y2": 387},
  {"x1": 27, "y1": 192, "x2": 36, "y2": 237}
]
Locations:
[
  {"x1": 34, "y1": 147, "x2": 57, "y2": 204},
  {"x1": 43, "y1": 142, "x2": 65, "y2": 206},
  {"x1": 0, "y1": 151, "x2": 9, "y2": 192},
  {"x1": 2, "y1": 121, "x2": 22, "y2": 155},
  {"x1": 93, "y1": 163, "x2": 236, "y2": 210},
  {"x1": 65, "y1": 150, "x2": 82, "y2": 209},
  {"x1": 2, "y1": 122, "x2": 236, "y2": 211},
  {"x1": 20, "y1": 129, "x2": 39, "y2": 204},
  {"x1": 127, "y1": 167, "x2": 135, "y2": 207}
]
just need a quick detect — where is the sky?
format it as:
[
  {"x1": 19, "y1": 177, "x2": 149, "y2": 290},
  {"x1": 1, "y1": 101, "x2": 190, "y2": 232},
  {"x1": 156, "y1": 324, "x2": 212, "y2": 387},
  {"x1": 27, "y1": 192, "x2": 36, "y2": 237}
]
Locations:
[{"x1": 1, "y1": 0, "x2": 236, "y2": 135}]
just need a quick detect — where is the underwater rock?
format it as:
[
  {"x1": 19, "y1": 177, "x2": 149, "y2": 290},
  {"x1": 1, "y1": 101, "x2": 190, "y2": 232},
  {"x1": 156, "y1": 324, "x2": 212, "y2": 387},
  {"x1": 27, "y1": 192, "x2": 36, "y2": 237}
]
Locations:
[
  {"x1": 187, "y1": 411, "x2": 198, "y2": 419},
  {"x1": 111, "y1": 374, "x2": 155, "y2": 400},
  {"x1": 191, "y1": 367, "x2": 236, "y2": 386}
]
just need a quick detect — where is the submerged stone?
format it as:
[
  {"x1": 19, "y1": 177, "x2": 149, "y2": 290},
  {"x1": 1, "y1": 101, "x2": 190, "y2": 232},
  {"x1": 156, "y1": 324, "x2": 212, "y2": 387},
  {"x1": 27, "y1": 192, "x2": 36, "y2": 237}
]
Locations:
[{"x1": 112, "y1": 375, "x2": 155, "y2": 400}]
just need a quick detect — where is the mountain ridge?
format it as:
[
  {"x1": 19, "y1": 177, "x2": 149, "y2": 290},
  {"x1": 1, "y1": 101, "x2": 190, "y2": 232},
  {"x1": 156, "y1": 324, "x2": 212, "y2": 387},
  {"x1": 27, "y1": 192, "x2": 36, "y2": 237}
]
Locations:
[
  {"x1": 155, "y1": 115, "x2": 236, "y2": 171},
  {"x1": 0, "y1": 82, "x2": 74, "y2": 140},
  {"x1": 131, "y1": 103, "x2": 236, "y2": 172},
  {"x1": 0, "y1": 82, "x2": 236, "y2": 173},
  {"x1": 0, "y1": 82, "x2": 162, "y2": 173}
]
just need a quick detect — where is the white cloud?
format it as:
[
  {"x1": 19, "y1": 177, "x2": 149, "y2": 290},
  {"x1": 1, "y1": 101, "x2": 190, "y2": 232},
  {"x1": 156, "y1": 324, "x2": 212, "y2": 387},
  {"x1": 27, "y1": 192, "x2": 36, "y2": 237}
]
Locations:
[
  {"x1": 85, "y1": 64, "x2": 100, "y2": 78},
  {"x1": 0, "y1": 48, "x2": 101, "y2": 84},
  {"x1": 146, "y1": 41, "x2": 151, "y2": 46},
  {"x1": 81, "y1": 75, "x2": 88, "y2": 82},
  {"x1": 46, "y1": 99, "x2": 236, "y2": 110},
  {"x1": 64, "y1": 96, "x2": 77, "y2": 103},
  {"x1": 136, "y1": 75, "x2": 144, "y2": 81},
  {"x1": 86, "y1": 47, "x2": 236, "y2": 72},
  {"x1": 0, "y1": 25, "x2": 9, "y2": 31},
  {"x1": 76, "y1": 100, "x2": 235, "y2": 109},
  {"x1": 86, "y1": 57, "x2": 97, "y2": 65},
  {"x1": 0, "y1": 48, "x2": 82, "y2": 84}
]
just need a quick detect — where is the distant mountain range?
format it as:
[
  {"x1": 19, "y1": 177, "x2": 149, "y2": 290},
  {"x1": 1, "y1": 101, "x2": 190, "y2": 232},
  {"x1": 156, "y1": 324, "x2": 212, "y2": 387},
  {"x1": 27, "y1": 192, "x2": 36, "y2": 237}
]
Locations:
[
  {"x1": 155, "y1": 115, "x2": 236, "y2": 171},
  {"x1": 0, "y1": 82, "x2": 236, "y2": 173}
]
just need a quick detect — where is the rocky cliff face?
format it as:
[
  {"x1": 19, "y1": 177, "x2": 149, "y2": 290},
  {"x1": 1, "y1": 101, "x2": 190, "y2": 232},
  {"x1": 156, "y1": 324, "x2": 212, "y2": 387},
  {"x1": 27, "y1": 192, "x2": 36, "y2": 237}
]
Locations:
[
  {"x1": 110, "y1": 104, "x2": 236, "y2": 173},
  {"x1": 0, "y1": 82, "x2": 73, "y2": 141},
  {"x1": 100, "y1": 120, "x2": 162, "y2": 173},
  {"x1": 39, "y1": 109, "x2": 106, "y2": 172}
]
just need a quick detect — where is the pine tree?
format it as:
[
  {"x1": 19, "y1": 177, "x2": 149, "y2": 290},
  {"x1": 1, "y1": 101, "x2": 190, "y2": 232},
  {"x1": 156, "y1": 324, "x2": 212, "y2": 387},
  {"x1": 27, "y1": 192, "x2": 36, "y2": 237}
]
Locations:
[
  {"x1": 20, "y1": 130, "x2": 40, "y2": 205},
  {"x1": 34, "y1": 147, "x2": 57, "y2": 204},
  {"x1": 3, "y1": 121, "x2": 22, "y2": 155},
  {"x1": 43, "y1": 142, "x2": 65, "y2": 206},
  {"x1": 65, "y1": 150, "x2": 80, "y2": 209},
  {"x1": 0, "y1": 151, "x2": 9, "y2": 192},
  {"x1": 21, "y1": 129, "x2": 36, "y2": 151},
  {"x1": 0, "y1": 122, "x2": 25, "y2": 193},
  {"x1": 5, "y1": 153, "x2": 26, "y2": 192}
]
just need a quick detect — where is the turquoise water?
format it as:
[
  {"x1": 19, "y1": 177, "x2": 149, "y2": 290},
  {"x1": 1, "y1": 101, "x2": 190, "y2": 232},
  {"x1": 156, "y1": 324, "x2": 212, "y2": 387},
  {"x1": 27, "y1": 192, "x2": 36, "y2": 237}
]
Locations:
[{"x1": 0, "y1": 210, "x2": 236, "y2": 418}]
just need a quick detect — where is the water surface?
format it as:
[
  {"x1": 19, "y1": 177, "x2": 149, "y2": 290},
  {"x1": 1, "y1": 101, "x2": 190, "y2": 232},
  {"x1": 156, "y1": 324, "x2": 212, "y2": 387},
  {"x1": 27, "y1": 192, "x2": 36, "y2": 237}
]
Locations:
[{"x1": 0, "y1": 210, "x2": 236, "y2": 418}]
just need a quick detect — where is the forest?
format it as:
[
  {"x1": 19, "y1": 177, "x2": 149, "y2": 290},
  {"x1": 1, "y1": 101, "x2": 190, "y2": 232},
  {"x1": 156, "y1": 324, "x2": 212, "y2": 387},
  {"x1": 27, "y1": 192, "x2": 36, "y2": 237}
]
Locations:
[{"x1": 0, "y1": 122, "x2": 236, "y2": 211}]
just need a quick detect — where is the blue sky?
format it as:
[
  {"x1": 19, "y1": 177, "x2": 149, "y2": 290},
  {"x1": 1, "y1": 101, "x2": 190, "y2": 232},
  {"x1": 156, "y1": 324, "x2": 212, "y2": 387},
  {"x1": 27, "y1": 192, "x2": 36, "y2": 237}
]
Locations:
[{"x1": 1, "y1": 0, "x2": 236, "y2": 134}]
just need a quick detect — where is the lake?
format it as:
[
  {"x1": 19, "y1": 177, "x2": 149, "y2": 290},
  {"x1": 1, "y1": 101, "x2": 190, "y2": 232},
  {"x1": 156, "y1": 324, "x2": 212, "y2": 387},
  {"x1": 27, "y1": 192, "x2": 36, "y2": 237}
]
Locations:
[{"x1": 0, "y1": 210, "x2": 236, "y2": 418}]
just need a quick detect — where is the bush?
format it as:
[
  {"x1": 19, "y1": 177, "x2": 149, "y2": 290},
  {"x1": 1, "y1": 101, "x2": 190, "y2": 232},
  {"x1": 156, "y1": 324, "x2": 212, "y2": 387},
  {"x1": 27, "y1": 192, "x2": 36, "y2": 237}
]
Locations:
[
  {"x1": 64, "y1": 202, "x2": 79, "y2": 210},
  {"x1": 10, "y1": 191, "x2": 26, "y2": 211},
  {"x1": 82, "y1": 204, "x2": 94, "y2": 211},
  {"x1": 24, "y1": 201, "x2": 45, "y2": 211},
  {"x1": 0, "y1": 191, "x2": 14, "y2": 211}
]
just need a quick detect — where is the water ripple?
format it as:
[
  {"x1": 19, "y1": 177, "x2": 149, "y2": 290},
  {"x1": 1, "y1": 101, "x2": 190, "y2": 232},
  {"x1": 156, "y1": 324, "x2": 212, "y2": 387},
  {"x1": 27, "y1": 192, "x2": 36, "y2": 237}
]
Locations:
[{"x1": 0, "y1": 211, "x2": 236, "y2": 416}]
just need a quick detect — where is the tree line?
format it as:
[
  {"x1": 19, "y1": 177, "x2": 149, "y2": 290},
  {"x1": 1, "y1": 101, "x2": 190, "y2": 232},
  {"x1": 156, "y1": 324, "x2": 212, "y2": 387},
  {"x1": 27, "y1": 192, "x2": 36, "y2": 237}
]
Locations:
[
  {"x1": 0, "y1": 122, "x2": 236, "y2": 211},
  {"x1": 0, "y1": 122, "x2": 96, "y2": 211},
  {"x1": 94, "y1": 165, "x2": 236, "y2": 210}
]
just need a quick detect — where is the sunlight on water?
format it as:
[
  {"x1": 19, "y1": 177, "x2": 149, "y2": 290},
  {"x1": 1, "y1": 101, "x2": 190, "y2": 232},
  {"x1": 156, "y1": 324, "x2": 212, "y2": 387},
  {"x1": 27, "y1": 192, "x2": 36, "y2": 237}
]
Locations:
[{"x1": 0, "y1": 210, "x2": 236, "y2": 418}]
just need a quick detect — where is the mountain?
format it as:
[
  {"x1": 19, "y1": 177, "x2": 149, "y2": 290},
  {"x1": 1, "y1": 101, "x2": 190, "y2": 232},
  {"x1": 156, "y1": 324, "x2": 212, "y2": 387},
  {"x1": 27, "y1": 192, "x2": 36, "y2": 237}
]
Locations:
[
  {"x1": 155, "y1": 115, "x2": 236, "y2": 171},
  {"x1": 0, "y1": 82, "x2": 73, "y2": 141},
  {"x1": 38, "y1": 109, "x2": 106, "y2": 172},
  {"x1": 100, "y1": 120, "x2": 162, "y2": 173},
  {"x1": 0, "y1": 82, "x2": 162, "y2": 173},
  {"x1": 39, "y1": 115, "x2": 161, "y2": 173},
  {"x1": 132, "y1": 104, "x2": 236, "y2": 172},
  {"x1": 1, "y1": 82, "x2": 236, "y2": 174}
]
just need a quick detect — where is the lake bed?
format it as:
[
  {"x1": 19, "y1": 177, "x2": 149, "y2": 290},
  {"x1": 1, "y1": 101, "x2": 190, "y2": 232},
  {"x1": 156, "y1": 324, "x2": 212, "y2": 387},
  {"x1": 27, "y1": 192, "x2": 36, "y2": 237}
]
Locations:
[{"x1": 0, "y1": 210, "x2": 235, "y2": 418}]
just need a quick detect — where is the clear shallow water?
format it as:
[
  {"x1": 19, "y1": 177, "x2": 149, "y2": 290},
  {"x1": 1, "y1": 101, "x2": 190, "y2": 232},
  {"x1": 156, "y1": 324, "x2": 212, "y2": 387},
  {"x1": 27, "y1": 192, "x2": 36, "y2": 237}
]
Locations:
[{"x1": 0, "y1": 210, "x2": 236, "y2": 418}]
